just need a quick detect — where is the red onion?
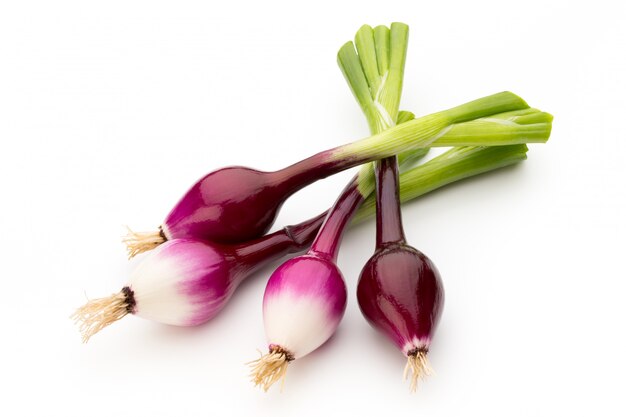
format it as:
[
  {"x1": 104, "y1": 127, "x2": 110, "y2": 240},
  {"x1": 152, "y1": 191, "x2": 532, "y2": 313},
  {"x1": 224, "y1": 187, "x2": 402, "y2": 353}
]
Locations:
[
  {"x1": 74, "y1": 144, "x2": 530, "y2": 343},
  {"x1": 124, "y1": 92, "x2": 549, "y2": 257},
  {"x1": 248, "y1": 179, "x2": 363, "y2": 391},
  {"x1": 72, "y1": 214, "x2": 324, "y2": 342},
  {"x1": 358, "y1": 156, "x2": 444, "y2": 392}
]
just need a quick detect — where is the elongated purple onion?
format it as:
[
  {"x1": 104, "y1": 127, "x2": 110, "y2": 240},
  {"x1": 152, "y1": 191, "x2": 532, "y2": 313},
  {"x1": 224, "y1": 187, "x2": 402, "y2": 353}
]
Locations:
[
  {"x1": 357, "y1": 156, "x2": 444, "y2": 392},
  {"x1": 72, "y1": 213, "x2": 324, "y2": 342},
  {"x1": 161, "y1": 162, "x2": 336, "y2": 244},
  {"x1": 124, "y1": 90, "x2": 548, "y2": 257}
]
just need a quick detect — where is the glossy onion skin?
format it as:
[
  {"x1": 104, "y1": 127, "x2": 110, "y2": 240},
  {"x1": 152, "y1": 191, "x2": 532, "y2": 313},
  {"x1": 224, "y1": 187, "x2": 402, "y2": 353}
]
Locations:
[
  {"x1": 163, "y1": 167, "x2": 284, "y2": 244},
  {"x1": 162, "y1": 153, "x2": 342, "y2": 245},
  {"x1": 262, "y1": 255, "x2": 348, "y2": 359},
  {"x1": 357, "y1": 243, "x2": 444, "y2": 354}
]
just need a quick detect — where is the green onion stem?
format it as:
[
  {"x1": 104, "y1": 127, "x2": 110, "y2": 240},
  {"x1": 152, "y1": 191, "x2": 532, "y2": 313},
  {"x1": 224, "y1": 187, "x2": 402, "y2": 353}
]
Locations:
[
  {"x1": 329, "y1": 91, "x2": 550, "y2": 164},
  {"x1": 353, "y1": 144, "x2": 530, "y2": 224}
]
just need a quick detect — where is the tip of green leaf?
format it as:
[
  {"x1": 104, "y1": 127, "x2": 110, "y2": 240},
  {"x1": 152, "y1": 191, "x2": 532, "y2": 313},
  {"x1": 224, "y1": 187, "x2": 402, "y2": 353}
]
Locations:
[
  {"x1": 337, "y1": 41, "x2": 355, "y2": 55},
  {"x1": 501, "y1": 91, "x2": 530, "y2": 110},
  {"x1": 543, "y1": 112, "x2": 554, "y2": 124},
  {"x1": 390, "y1": 22, "x2": 409, "y2": 31},
  {"x1": 514, "y1": 111, "x2": 554, "y2": 125}
]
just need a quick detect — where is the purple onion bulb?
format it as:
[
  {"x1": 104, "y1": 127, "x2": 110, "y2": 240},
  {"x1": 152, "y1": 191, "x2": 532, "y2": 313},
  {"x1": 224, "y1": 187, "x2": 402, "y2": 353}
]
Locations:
[
  {"x1": 357, "y1": 245, "x2": 444, "y2": 353},
  {"x1": 357, "y1": 151, "x2": 445, "y2": 392},
  {"x1": 73, "y1": 214, "x2": 324, "y2": 342},
  {"x1": 249, "y1": 181, "x2": 362, "y2": 391},
  {"x1": 357, "y1": 243, "x2": 444, "y2": 391},
  {"x1": 263, "y1": 256, "x2": 347, "y2": 359}
]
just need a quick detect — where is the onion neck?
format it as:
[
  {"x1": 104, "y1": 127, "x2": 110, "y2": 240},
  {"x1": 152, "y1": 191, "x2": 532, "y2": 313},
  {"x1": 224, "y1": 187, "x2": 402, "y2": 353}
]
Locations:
[
  {"x1": 233, "y1": 212, "x2": 327, "y2": 275},
  {"x1": 272, "y1": 149, "x2": 364, "y2": 196},
  {"x1": 375, "y1": 156, "x2": 406, "y2": 248},
  {"x1": 309, "y1": 180, "x2": 364, "y2": 261}
]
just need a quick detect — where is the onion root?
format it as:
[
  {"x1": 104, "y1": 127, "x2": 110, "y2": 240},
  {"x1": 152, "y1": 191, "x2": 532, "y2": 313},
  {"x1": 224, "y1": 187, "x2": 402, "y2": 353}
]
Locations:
[
  {"x1": 71, "y1": 287, "x2": 134, "y2": 343},
  {"x1": 248, "y1": 347, "x2": 294, "y2": 392},
  {"x1": 122, "y1": 227, "x2": 166, "y2": 259},
  {"x1": 403, "y1": 349, "x2": 433, "y2": 393}
]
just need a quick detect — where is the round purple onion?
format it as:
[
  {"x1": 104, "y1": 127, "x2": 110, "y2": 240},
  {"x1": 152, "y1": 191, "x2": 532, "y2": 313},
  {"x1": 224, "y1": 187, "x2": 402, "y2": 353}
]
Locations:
[
  {"x1": 357, "y1": 153, "x2": 445, "y2": 392},
  {"x1": 357, "y1": 244, "x2": 444, "y2": 356}
]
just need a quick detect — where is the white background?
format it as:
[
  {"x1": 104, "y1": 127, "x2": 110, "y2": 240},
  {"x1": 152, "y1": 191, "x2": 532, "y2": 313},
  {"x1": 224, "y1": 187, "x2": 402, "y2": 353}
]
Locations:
[{"x1": 1, "y1": 0, "x2": 625, "y2": 416}]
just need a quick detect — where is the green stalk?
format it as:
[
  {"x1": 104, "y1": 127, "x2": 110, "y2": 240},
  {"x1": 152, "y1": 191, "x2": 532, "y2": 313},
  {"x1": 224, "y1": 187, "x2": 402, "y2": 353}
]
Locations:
[
  {"x1": 380, "y1": 23, "x2": 409, "y2": 124},
  {"x1": 354, "y1": 25, "x2": 381, "y2": 94},
  {"x1": 356, "y1": 112, "x2": 425, "y2": 199},
  {"x1": 308, "y1": 21, "x2": 414, "y2": 259},
  {"x1": 337, "y1": 23, "x2": 550, "y2": 167},
  {"x1": 329, "y1": 91, "x2": 550, "y2": 164},
  {"x1": 336, "y1": 22, "x2": 552, "y2": 163},
  {"x1": 277, "y1": 91, "x2": 548, "y2": 207},
  {"x1": 374, "y1": 26, "x2": 390, "y2": 76},
  {"x1": 339, "y1": 22, "x2": 412, "y2": 196},
  {"x1": 432, "y1": 108, "x2": 554, "y2": 146},
  {"x1": 334, "y1": 23, "x2": 541, "y2": 226},
  {"x1": 352, "y1": 144, "x2": 530, "y2": 223},
  {"x1": 396, "y1": 111, "x2": 429, "y2": 168},
  {"x1": 339, "y1": 22, "x2": 409, "y2": 132}
]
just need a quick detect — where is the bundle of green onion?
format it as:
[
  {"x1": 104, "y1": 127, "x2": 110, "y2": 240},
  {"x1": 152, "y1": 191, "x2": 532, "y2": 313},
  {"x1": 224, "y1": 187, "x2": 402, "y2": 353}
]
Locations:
[{"x1": 74, "y1": 22, "x2": 552, "y2": 393}]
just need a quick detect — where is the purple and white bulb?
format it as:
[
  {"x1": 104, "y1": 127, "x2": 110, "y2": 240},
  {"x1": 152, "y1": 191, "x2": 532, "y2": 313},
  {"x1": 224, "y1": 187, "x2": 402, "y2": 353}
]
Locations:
[
  {"x1": 126, "y1": 239, "x2": 238, "y2": 326},
  {"x1": 73, "y1": 215, "x2": 325, "y2": 342},
  {"x1": 72, "y1": 239, "x2": 244, "y2": 342},
  {"x1": 249, "y1": 180, "x2": 362, "y2": 391},
  {"x1": 262, "y1": 256, "x2": 347, "y2": 358}
]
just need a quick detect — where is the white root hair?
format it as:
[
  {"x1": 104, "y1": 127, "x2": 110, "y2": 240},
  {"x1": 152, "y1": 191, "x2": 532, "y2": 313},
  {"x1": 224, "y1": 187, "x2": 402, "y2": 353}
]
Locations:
[
  {"x1": 122, "y1": 226, "x2": 165, "y2": 259},
  {"x1": 71, "y1": 290, "x2": 131, "y2": 343},
  {"x1": 247, "y1": 348, "x2": 293, "y2": 392},
  {"x1": 403, "y1": 350, "x2": 434, "y2": 393}
]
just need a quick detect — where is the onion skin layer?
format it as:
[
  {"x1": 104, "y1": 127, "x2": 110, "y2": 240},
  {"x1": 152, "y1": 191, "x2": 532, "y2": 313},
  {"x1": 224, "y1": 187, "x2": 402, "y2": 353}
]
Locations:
[{"x1": 357, "y1": 243, "x2": 444, "y2": 354}]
